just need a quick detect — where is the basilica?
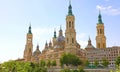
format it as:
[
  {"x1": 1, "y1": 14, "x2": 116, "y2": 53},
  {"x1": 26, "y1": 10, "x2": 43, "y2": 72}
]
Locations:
[{"x1": 22, "y1": 1, "x2": 120, "y2": 67}]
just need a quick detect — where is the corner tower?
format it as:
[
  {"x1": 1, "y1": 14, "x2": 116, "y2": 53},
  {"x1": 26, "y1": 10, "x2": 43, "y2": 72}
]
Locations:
[
  {"x1": 96, "y1": 11, "x2": 106, "y2": 48},
  {"x1": 24, "y1": 25, "x2": 33, "y2": 61},
  {"x1": 65, "y1": 0, "x2": 77, "y2": 54}
]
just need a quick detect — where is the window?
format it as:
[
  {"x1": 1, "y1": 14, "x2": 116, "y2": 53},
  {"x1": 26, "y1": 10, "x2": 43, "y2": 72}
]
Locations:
[
  {"x1": 72, "y1": 21, "x2": 74, "y2": 28},
  {"x1": 98, "y1": 43, "x2": 100, "y2": 48},
  {"x1": 72, "y1": 38, "x2": 74, "y2": 43},
  {"x1": 67, "y1": 22, "x2": 68, "y2": 28},
  {"x1": 69, "y1": 21, "x2": 71, "y2": 28},
  {"x1": 67, "y1": 38, "x2": 69, "y2": 43},
  {"x1": 100, "y1": 29, "x2": 102, "y2": 34}
]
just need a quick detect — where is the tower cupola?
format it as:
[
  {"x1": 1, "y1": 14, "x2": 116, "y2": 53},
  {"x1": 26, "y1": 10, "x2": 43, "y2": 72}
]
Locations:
[
  {"x1": 28, "y1": 25, "x2": 32, "y2": 34},
  {"x1": 98, "y1": 10, "x2": 103, "y2": 24},
  {"x1": 68, "y1": 0, "x2": 73, "y2": 16}
]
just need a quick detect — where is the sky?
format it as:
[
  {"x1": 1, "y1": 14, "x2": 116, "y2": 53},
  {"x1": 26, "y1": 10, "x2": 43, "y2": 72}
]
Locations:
[{"x1": 0, "y1": 0, "x2": 120, "y2": 63}]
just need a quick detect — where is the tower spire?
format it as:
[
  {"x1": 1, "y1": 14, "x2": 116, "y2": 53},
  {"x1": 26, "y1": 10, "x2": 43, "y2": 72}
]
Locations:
[
  {"x1": 68, "y1": 0, "x2": 73, "y2": 15},
  {"x1": 54, "y1": 28, "x2": 56, "y2": 38},
  {"x1": 88, "y1": 36, "x2": 91, "y2": 45},
  {"x1": 59, "y1": 25, "x2": 63, "y2": 36},
  {"x1": 98, "y1": 9, "x2": 103, "y2": 24},
  {"x1": 28, "y1": 23, "x2": 32, "y2": 34},
  {"x1": 69, "y1": 0, "x2": 71, "y2": 5}
]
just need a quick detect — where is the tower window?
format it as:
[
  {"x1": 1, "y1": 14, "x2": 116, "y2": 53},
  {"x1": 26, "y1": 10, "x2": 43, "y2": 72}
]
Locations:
[
  {"x1": 72, "y1": 38, "x2": 74, "y2": 43},
  {"x1": 98, "y1": 43, "x2": 100, "y2": 48},
  {"x1": 103, "y1": 44, "x2": 105, "y2": 48},
  {"x1": 72, "y1": 21, "x2": 74, "y2": 28},
  {"x1": 67, "y1": 22, "x2": 68, "y2": 28},
  {"x1": 69, "y1": 21, "x2": 71, "y2": 28},
  {"x1": 100, "y1": 29, "x2": 102, "y2": 34},
  {"x1": 97, "y1": 30, "x2": 99, "y2": 34},
  {"x1": 67, "y1": 38, "x2": 69, "y2": 43}
]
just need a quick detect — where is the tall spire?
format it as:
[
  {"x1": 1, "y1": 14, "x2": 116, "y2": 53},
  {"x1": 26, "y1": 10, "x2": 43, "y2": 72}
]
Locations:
[
  {"x1": 36, "y1": 44, "x2": 39, "y2": 50},
  {"x1": 98, "y1": 10, "x2": 103, "y2": 24},
  {"x1": 68, "y1": 0, "x2": 73, "y2": 16},
  {"x1": 59, "y1": 25, "x2": 63, "y2": 36},
  {"x1": 88, "y1": 36, "x2": 91, "y2": 45},
  {"x1": 54, "y1": 28, "x2": 56, "y2": 38},
  {"x1": 28, "y1": 23, "x2": 32, "y2": 34}
]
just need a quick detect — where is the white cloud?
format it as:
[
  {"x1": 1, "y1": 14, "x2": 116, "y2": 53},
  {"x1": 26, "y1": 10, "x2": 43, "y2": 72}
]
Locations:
[
  {"x1": 96, "y1": 5, "x2": 120, "y2": 15},
  {"x1": 77, "y1": 33, "x2": 88, "y2": 48}
]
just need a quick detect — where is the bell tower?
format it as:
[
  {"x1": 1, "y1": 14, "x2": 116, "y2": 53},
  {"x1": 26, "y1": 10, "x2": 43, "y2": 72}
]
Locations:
[
  {"x1": 65, "y1": 0, "x2": 77, "y2": 54},
  {"x1": 96, "y1": 11, "x2": 106, "y2": 48},
  {"x1": 24, "y1": 25, "x2": 33, "y2": 61}
]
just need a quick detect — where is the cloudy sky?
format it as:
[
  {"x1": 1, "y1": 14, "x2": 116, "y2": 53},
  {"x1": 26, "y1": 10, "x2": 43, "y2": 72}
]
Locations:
[{"x1": 0, "y1": 0, "x2": 120, "y2": 62}]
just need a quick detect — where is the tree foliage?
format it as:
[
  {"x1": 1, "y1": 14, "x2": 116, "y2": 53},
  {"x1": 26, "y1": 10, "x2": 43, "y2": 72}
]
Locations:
[
  {"x1": 115, "y1": 56, "x2": 120, "y2": 66},
  {"x1": 94, "y1": 60, "x2": 99, "y2": 67},
  {"x1": 102, "y1": 58, "x2": 109, "y2": 67},
  {"x1": 60, "y1": 53, "x2": 82, "y2": 67},
  {"x1": 51, "y1": 60, "x2": 56, "y2": 66},
  {"x1": 0, "y1": 60, "x2": 47, "y2": 72},
  {"x1": 60, "y1": 66, "x2": 85, "y2": 72},
  {"x1": 85, "y1": 60, "x2": 90, "y2": 67},
  {"x1": 46, "y1": 60, "x2": 51, "y2": 68},
  {"x1": 39, "y1": 60, "x2": 46, "y2": 67}
]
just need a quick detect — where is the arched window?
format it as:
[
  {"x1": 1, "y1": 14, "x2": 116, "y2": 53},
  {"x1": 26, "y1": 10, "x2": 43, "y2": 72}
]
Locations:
[
  {"x1": 69, "y1": 21, "x2": 71, "y2": 28},
  {"x1": 72, "y1": 38, "x2": 74, "y2": 43},
  {"x1": 67, "y1": 38, "x2": 69, "y2": 43},
  {"x1": 97, "y1": 30, "x2": 99, "y2": 34},
  {"x1": 98, "y1": 43, "x2": 100, "y2": 48},
  {"x1": 103, "y1": 44, "x2": 105, "y2": 48},
  {"x1": 100, "y1": 29, "x2": 102, "y2": 34},
  {"x1": 67, "y1": 22, "x2": 68, "y2": 28},
  {"x1": 72, "y1": 21, "x2": 74, "y2": 28}
]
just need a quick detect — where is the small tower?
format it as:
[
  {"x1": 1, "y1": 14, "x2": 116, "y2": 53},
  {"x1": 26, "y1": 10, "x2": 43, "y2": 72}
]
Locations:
[
  {"x1": 96, "y1": 11, "x2": 106, "y2": 48},
  {"x1": 32, "y1": 44, "x2": 41, "y2": 63},
  {"x1": 52, "y1": 29, "x2": 57, "y2": 47},
  {"x1": 85, "y1": 37, "x2": 95, "y2": 50},
  {"x1": 45, "y1": 41, "x2": 48, "y2": 49},
  {"x1": 49, "y1": 40, "x2": 52, "y2": 49},
  {"x1": 65, "y1": 0, "x2": 77, "y2": 54},
  {"x1": 24, "y1": 25, "x2": 33, "y2": 61},
  {"x1": 59, "y1": 25, "x2": 63, "y2": 36}
]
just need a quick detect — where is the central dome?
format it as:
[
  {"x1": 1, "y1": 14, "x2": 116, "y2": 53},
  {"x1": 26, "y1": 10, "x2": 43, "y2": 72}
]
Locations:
[{"x1": 57, "y1": 36, "x2": 65, "y2": 42}]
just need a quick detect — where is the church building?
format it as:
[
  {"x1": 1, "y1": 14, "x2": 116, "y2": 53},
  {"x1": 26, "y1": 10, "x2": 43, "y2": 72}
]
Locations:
[{"x1": 22, "y1": 1, "x2": 120, "y2": 67}]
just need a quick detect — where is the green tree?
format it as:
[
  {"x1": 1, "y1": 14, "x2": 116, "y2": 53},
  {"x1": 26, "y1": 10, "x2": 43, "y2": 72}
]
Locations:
[
  {"x1": 85, "y1": 60, "x2": 90, "y2": 67},
  {"x1": 51, "y1": 60, "x2": 56, "y2": 66},
  {"x1": 115, "y1": 56, "x2": 120, "y2": 66},
  {"x1": 39, "y1": 60, "x2": 46, "y2": 67},
  {"x1": 94, "y1": 60, "x2": 99, "y2": 67},
  {"x1": 60, "y1": 68, "x2": 71, "y2": 72},
  {"x1": 78, "y1": 66, "x2": 85, "y2": 72},
  {"x1": 60, "y1": 66, "x2": 85, "y2": 72},
  {"x1": 60, "y1": 53, "x2": 82, "y2": 67},
  {"x1": 46, "y1": 60, "x2": 51, "y2": 68},
  {"x1": 102, "y1": 58, "x2": 109, "y2": 67},
  {"x1": 1, "y1": 60, "x2": 47, "y2": 72}
]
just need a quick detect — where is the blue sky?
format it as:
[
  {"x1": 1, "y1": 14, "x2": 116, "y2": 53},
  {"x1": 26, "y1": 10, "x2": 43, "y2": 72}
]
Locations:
[{"x1": 0, "y1": 0, "x2": 120, "y2": 62}]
